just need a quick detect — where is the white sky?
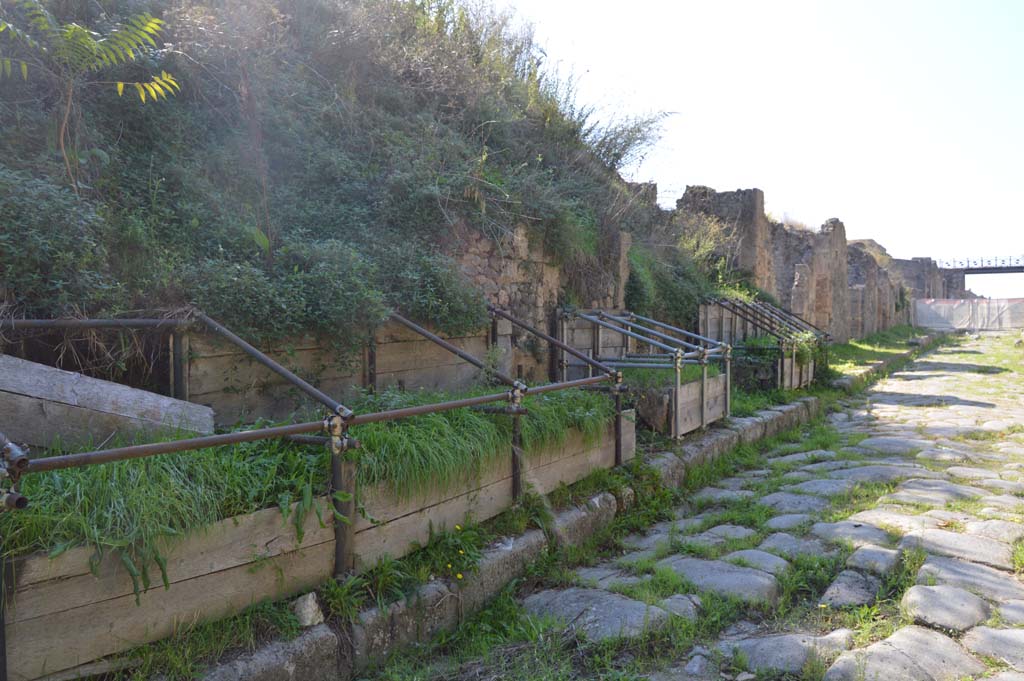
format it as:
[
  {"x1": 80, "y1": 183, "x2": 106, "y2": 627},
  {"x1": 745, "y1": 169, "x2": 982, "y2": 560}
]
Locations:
[{"x1": 500, "y1": 0, "x2": 1024, "y2": 297}]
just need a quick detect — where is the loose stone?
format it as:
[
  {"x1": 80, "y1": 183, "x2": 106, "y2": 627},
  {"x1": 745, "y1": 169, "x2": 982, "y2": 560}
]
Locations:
[
  {"x1": 820, "y1": 570, "x2": 880, "y2": 608},
  {"x1": 824, "y1": 625, "x2": 985, "y2": 681},
  {"x1": 961, "y1": 627, "x2": 1024, "y2": 670},
  {"x1": 522, "y1": 588, "x2": 671, "y2": 642},
  {"x1": 846, "y1": 544, "x2": 901, "y2": 575}
]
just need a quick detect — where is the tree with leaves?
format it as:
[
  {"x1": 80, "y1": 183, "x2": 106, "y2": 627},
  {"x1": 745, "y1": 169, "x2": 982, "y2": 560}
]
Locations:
[{"x1": 0, "y1": 0, "x2": 179, "y2": 193}]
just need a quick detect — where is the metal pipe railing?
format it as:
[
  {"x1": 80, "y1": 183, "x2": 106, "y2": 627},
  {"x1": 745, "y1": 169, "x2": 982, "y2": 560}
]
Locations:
[
  {"x1": 598, "y1": 312, "x2": 702, "y2": 352},
  {"x1": 196, "y1": 313, "x2": 353, "y2": 418},
  {"x1": 575, "y1": 313, "x2": 679, "y2": 354},
  {"x1": 627, "y1": 313, "x2": 722, "y2": 347},
  {"x1": 0, "y1": 318, "x2": 186, "y2": 330},
  {"x1": 489, "y1": 306, "x2": 615, "y2": 377},
  {"x1": 390, "y1": 312, "x2": 522, "y2": 389}
]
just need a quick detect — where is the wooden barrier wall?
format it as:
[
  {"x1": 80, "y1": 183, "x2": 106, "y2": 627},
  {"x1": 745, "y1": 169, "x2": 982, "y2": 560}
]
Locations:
[
  {"x1": 183, "y1": 320, "x2": 515, "y2": 425},
  {"x1": 5, "y1": 415, "x2": 634, "y2": 681}
]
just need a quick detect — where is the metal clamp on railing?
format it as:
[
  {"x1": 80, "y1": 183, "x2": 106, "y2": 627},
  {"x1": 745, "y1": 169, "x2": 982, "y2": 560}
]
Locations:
[{"x1": 1, "y1": 431, "x2": 30, "y2": 511}]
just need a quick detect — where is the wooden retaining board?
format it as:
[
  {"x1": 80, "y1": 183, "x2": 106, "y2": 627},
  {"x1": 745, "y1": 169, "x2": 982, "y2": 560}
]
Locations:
[
  {"x1": 0, "y1": 354, "x2": 214, "y2": 450},
  {"x1": 5, "y1": 415, "x2": 633, "y2": 680},
  {"x1": 187, "y1": 322, "x2": 511, "y2": 425},
  {"x1": 675, "y1": 374, "x2": 729, "y2": 435}
]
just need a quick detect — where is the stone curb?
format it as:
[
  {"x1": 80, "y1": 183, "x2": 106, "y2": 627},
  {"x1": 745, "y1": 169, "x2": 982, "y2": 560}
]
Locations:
[
  {"x1": 832, "y1": 333, "x2": 942, "y2": 393},
  {"x1": 196, "y1": 398, "x2": 826, "y2": 680}
]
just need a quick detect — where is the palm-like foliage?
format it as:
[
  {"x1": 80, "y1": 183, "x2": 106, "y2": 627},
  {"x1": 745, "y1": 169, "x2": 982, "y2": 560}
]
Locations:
[{"x1": 0, "y1": 0, "x2": 180, "y2": 192}]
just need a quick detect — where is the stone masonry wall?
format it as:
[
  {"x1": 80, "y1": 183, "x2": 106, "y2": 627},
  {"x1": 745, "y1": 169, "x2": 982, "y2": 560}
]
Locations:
[
  {"x1": 675, "y1": 185, "x2": 945, "y2": 342},
  {"x1": 454, "y1": 224, "x2": 630, "y2": 382}
]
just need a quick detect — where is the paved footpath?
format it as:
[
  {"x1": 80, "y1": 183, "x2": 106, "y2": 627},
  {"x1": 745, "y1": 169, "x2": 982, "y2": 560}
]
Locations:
[{"x1": 525, "y1": 332, "x2": 1024, "y2": 681}]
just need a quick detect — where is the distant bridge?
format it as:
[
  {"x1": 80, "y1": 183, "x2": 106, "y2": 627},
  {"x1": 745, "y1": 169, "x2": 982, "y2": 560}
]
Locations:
[{"x1": 935, "y1": 256, "x2": 1024, "y2": 274}]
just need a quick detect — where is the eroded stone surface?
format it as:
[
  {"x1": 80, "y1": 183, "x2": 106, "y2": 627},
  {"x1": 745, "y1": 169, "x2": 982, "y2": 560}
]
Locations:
[
  {"x1": 917, "y1": 555, "x2": 1024, "y2": 602},
  {"x1": 765, "y1": 513, "x2": 811, "y2": 530},
  {"x1": 759, "y1": 492, "x2": 830, "y2": 513},
  {"x1": 846, "y1": 544, "x2": 901, "y2": 575},
  {"x1": 812, "y1": 521, "x2": 894, "y2": 547},
  {"x1": 760, "y1": 532, "x2": 833, "y2": 559},
  {"x1": 901, "y1": 585, "x2": 990, "y2": 632},
  {"x1": 654, "y1": 556, "x2": 779, "y2": 604},
  {"x1": 716, "y1": 629, "x2": 853, "y2": 674},
  {"x1": 899, "y1": 529, "x2": 1014, "y2": 570},
  {"x1": 961, "y1": 627, "x2": 1024, "y2": 670},
  {"x1": 723, "y1": 549, "x2": 791, "y2": 576},
  {"x1": 857, "y1": 437, "x2": 932, "y2": 454},
  {"x1": 522, "y1": 588, "x2": 670, "y2": 642},
  {"x1": 820, "y1": 570, "x2": 880, "y2": 608},
  {"x1": 825, "y1": 625, "x2": 985, "y2": 681},
  {"x1": 783, "y1": 479, "x2": 856, "y2": 497}
]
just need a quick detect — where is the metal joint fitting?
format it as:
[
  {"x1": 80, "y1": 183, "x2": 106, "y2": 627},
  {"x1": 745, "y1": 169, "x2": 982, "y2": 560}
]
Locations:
[
  {"x1": 512, "y1": 380, "x2": 528, "y2": 397},
  {"x1": 335, "y1": 405, "x2": 354, "y2": 420}
]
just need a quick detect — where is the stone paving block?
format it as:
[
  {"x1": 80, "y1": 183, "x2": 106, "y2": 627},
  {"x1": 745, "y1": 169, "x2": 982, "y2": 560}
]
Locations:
[
  {"x1": 846, "y1": 544, "x2": 901, "y2": 576},
  {"x1": 783, "y1": 479, "x2": 856, "y2": 497},
  {"x1": 716, "y1": 629, "x2": 853, "y2": 674},
  {"x1": 857, "y1": 437, "x2": 933, "y2": 454},
  {"x1": 522, "y1": 588, "x2": 671, "y2": 642},
  {"x1": 202, "y1": 625, "x2": 339, "y2": 681},
  {"x1": 769, "y1": 449, "x2": 837, "y2": 466},
  {"x1": 964, "y1": 519, "x2": 1024, "y2": 543},
  {"x1": 830, "y1": 465, "x2": 941, "y2": 483},
  {"x1": 917, "y1": 555, "x2": 1024, "y2": 602},
  {"x1": 961, "y1": 626, "x2": 1024, "y2": 670},
  {"x1": 693, "y1": 487, "x2": 755, "y2": 504},
  {"x1": 654, "y1": 556, "x2": 779, "y2": 604},
  {"x1": 901, "y1": 585, "x2": 990, "y2": 632},
  {"x1": 658, "y1": 594, "x2": 701, "y2": 620},
  {"x1": 759, "y1": 532, "x2": 833, "y2": 559},
  {"x1": 999, "y1": 599, "x2": 1024, "y2": 625},
  {"x1": 980, "y1": 494, "x2": 1024, "y2": 511},
  {"x1": 899, "y1": 529, "x2": 1014, "y2": 570},
  {"x1": 759, "y1": 492, "x2": 831, "y2": 513},
  {"x1": 765, "y1": 513, "x2": 811, "y2": 531},
  {"x1": 848, "y1": 507, "x2": 942, "y2": 535},
  {"x1": 723, "y1": 549, "x2": 791, "y2": 576},
  {"x1": 882, "y1": 478, "x2": 988, "y2": 507},
  {"x1": 820, "y1": 570, "x2": 880, "y2": 607},
  {"x1": 812, "y1": 520, "x2": 895, "y2": 547},
  {"x1": 946, "y1": 465, "x2": 1001, "y2": 480},
  {"x1": 824, "y1": 625, "x2": 985, "y2": 681}
]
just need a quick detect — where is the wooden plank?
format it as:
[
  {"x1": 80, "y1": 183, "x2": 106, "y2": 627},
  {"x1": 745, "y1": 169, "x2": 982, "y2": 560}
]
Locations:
[
  {"x1": 674, "y1": 376, "x2": 728, "y2": 435},
  {"x1": 0, "y1": 355, "x2": 213, "y2": 449},
  {"x1": 353, "y1": 422, "x2": 623, "y2": 568},
  {"x1": 375, "y1": 362, "x2": 483, "y2": 392},
  {"x1": 9, "y1": 500, "x2": 332, "y2": 624},
  {"x1": 8, "y1": 416, "x2": 636, "y2": 680},
  {"x1": 374, "y1": 337, "x2": 488, "y2": 374},
  {"x1": 187, "y1": 349, "x2": 360, "y2": 397},
  {"x1": 6, "y1": 540, "x2": 334, "y2": 681}
]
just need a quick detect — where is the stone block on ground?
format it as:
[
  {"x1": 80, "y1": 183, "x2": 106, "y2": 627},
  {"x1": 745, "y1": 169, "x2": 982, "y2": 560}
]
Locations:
[
  {"x1": 201, "y1": 625, "x2": 340, "y2": 681},
  {"x1": 783, "y1": 479, "x2": 856, "y2": 497},
  {"x1": 831, "y1": 465, "x2": 941, "y2": 483},
  {"x1": 759, "y1": 532, "x2": 833, "y2": 559},
  {"x1": 647, "y1": 451, "x2": 686, "y2": 489},
  {"x1": 655, "y1": 556, "x2": 779, "y2": 604},
  {"x1": 999, "y1": 600, "x2": 1024, "y2": 625},
  {"x1": 899, "y1": 529, "x2": 1014, "y2": 571},
  {"x1": 824, "y1": 625, "x2": 985, "y2": 681},
  {"x1": 693, "y1": 487, "x2": 755, "y2": 505},
  {"x1": 658, "y1": 594, "x2": 701, "y2": 620},
  {"x1": 765, "y1": 514, "x2": 812, "y2": 531},
  {"x1": 846, "y1": 545, "x2": 901, "y2": 576},
  {"x1": 759, "y1": 492, "x2": 831, "y2": 514},
  {"x1": 812, "y1": 521, "x2": 895, "y2": 548},
  {"x1": 883, "y1": 479, "x2": 988, "y2": 507},
  {"x1": 917, "y1": 555, "x2": 1024, "y2": 602},
  {"x1": 901, "y1": 585, "x2": 989, "y2": 632},
  {"x1": 291, "y1": 592, "x2": 324, "y2": 628},
  {"x1": 961, "y1": 626, "x2": 1024, "y2": 670},
  {"x1": 857, "y1": 437, "x2": 932, "y2": 454},
  {"x1": 724, "y1": 549, "x2": 791, "y2": 576},
  {"x1": 716, "y1": 629, "x2": 853, "y2": 675},
  {"x1": 523, "y1": 588, "x2": 670, "y2": 643},
  {"x1": 820, "y1": 570, "x2": 880, "y2": 608}
]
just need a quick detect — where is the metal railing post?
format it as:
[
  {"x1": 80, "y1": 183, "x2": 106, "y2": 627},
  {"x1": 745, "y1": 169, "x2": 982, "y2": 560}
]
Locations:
[
  {"x1": 724, "y1": 346, "x2": 732, "y2": 417},
  {"x1": 700, "y1": 351, "x2": 708, "y2": 429},
  {"x1": 328, "y1": 415, "x2": 357, "y2": 579}
]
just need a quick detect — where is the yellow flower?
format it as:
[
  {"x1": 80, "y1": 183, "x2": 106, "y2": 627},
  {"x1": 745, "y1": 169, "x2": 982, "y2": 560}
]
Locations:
[
  {"x1": 455, "y1": 524, "x2": 462, "y2": 531},
  {"x1": 456, "y1": 573, "x2": 463, "y2": 580},
  {"x1": 819, "y1": 603, "x2": 828, "y2": 609},
  {"x1": 458, "y1": 549, "x2": 464, "y2": 555},
  {"x1": 447, "y1": 563, "x2": 452, "y2": 569}
]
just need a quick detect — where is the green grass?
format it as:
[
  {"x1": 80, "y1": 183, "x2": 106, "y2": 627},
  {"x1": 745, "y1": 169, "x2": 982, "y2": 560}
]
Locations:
[
  {"x1": 0, "y1": 386, "x2": 613, "y2": 586},
  {"x1": 828, "y1": 325, "x2": 927, "y2": 376},
  {"x1": 620, "y1": 362, "x2": 721, "y2": 390}
]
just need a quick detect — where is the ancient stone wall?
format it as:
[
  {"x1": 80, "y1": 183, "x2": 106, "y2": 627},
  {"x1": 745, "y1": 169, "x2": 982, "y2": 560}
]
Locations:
[{"x1": 454, "y1": 224, "x2": 630, "y2": 382}]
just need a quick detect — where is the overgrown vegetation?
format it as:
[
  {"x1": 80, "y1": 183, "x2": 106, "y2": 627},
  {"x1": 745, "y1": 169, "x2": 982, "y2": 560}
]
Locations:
[
  {"x1": 0, "y1": 0, "x2": 664, "y2": 349},
  {"x1": 0, "y1": 387, "x2": 612, "y2": 583},
  {"x1": 828, "y1": 325, "x2": 925, "y2": 375}
]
